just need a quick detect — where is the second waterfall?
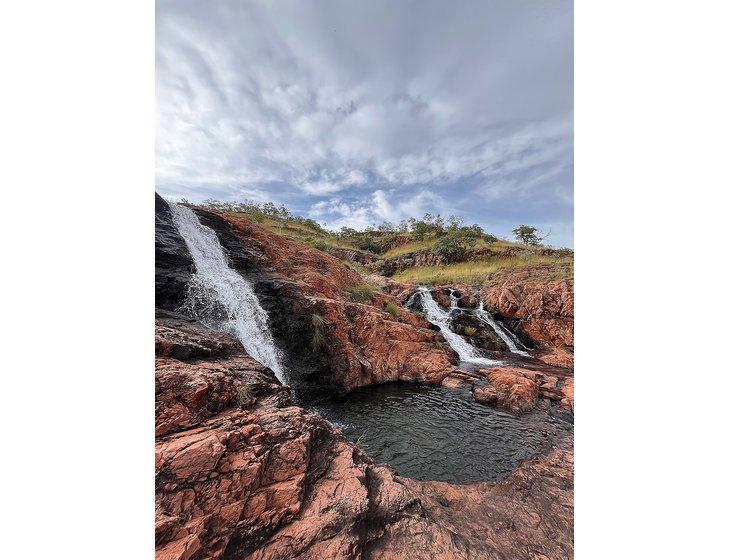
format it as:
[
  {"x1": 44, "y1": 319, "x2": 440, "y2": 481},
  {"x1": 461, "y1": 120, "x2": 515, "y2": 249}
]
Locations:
[{"x1": 415, "y1": 286, "x2": 501, "y2": 367}]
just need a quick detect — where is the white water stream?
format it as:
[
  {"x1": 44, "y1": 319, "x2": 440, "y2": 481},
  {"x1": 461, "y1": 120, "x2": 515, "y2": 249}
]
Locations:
[
  {"x1": 170, "y1": 203, "x2": 287, "y2": 382},
  {"x1": 475, "y1": 300, "x2": 530, "y2": 357},
  {"x1": 416, "y1": 287, "x2": 501, "y2": 367}
]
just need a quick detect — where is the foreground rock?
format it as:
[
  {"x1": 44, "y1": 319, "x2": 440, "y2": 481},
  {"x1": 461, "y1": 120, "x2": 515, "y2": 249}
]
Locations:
[{"x1": 155, "y1": 317, "x2": 573, "y2": 560}]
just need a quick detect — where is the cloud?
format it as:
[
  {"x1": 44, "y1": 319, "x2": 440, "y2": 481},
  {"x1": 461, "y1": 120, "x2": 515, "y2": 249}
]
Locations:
[{"x1": 156, "y1": 0, "x2": 573, "y2": 246}]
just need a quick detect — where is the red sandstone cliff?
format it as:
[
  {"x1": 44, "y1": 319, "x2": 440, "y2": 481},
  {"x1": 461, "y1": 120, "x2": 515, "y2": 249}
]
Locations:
[{"x1": 193, "y1": 209, "x2": 458, "y2": 392}]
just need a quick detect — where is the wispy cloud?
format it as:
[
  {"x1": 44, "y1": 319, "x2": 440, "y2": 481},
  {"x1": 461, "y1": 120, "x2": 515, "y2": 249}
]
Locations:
[{"x1": 156, "y1": 0, "x2": 573, "y2": 246}]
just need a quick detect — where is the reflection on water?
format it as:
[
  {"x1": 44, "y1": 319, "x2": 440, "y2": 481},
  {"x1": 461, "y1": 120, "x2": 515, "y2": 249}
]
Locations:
[{"x1": 314, "y1": 383, "x2": 562, "y2": 484}]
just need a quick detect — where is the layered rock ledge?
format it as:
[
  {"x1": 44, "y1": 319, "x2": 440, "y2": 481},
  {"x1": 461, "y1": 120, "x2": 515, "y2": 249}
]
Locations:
[{"x1": 155, "y1": 315, "x2": 574, "y2": 560}]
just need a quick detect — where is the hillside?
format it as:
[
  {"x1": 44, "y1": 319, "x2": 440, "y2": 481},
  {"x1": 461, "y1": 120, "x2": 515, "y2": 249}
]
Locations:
[{"x1": 195, "y1": 200, "x2": 573, "y2": 288}]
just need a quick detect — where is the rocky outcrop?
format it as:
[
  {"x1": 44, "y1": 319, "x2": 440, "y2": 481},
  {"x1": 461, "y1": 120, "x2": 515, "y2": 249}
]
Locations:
[
  {"x1": 362, "y1": 274, "x2": 417, "y2": 305},
  {"x1": 325, "y1": 247, "x2": 377, "y2": 266},
  {"x1": 483, "y1": 278, "x2": 573, "y2": 350},
  {"x1": 156, "y1": 194, "x2": 194, "y2": 311},
  {"x1": 189, "y1": 208, "x2": 458, "y2": 393},
  {"x1": 537, "y1": 348, "x2": 575, "y2": 369},
  {"x1": 473, "y1": 366, "x2": 574, "y2": 413},
  {"x1": 372, "y1": 250, "x2": 443, "y2": 277},
  {"x1": 473, "y1": 369, "x2": 539, "y2": 413},
  {"x1": 155, "y1": 316, "x2": 574, "y2": 560}
]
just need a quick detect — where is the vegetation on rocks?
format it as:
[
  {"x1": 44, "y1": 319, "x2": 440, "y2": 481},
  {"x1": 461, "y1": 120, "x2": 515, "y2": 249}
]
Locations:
[
  {"x1": 236, "y1": 382, "x2": 255, "y2": 409},
  {"x1": 383, "y1": 301, "x2": 400, "y2": 317},
  {"x1": 343, "y1": 283, "x2": 378, "y2": 302},
  {"x1": 311, "y1": 313, "x2": 325, "y2": 350},
  {"x1": 195, "y1": 198, "x2": 572, "y2": 284},
  {"x1": 393, "y1": 256, "x2": 574, "y2": 285}
]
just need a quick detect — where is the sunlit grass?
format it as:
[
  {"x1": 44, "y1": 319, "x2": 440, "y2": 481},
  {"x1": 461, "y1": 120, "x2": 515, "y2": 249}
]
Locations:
[
  {"x1": 381, "y1": 239, "x2": 435, "y2": 258},
  {"x1": 381, "y1": 237, "x2": 524, "y2": 259},
  {"x1": 239, "y1": 214, "x2": 371, "y2": 254},
  {"x1": 392, "y1": 256, "x2": 574, "y2": 285}
]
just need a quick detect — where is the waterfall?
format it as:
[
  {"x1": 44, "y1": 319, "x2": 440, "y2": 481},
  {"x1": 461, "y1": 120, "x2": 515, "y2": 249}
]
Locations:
[
  {"x1": 448, "y1": 289, "x2": 459, "y2": 311},
  {"x1": 169, "y1": 203, "x2": 287, "y2": 383},
  {"x1": 416, "y1": 287, "x2": 501, "y2": 366},
  {"x1": 475, "y1": 300, "x2": 530, "y2": 357}
]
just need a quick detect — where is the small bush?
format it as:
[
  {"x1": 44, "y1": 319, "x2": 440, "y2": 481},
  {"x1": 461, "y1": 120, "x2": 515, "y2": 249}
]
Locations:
[
  {"x1": 383, "y1": 301, "x2": 400, "y2": 317},
  {"x1": 237, "y1": 383, "x2": 255, "y2": 409},
  {"x1": 311, "y1": 313, "x2": 325, "y2": 350},
  {"x1": 310, "y1": 239, "x2": 328, "y2": 251},
  {"x1": 344, "y1": 283, "x2": 378, "y2": 303},
  {"x1": 434, "y1": 231, "x2": 478, "y2": 263},
  {"x1": 357, "y1": 235, "x2": 381, "y2": 253}
]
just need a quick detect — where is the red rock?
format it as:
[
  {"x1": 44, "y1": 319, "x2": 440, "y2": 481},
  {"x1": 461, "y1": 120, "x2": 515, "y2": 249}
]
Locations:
[
  {"x1": 198, "y1": 210, "x2": 459, "y2": 392},
  {"x1": 487, "y1": 368, "x2": 540, "y2": 412},
  {"x1": 538, "y1": 348, "x2": 574, "y2": 369},
  {"x1": 483, "y1": 278, "x2": 573, "y2": 349},
  {"x1": 561, "y1": 378, "x2": 574, "y2": 411},
  {"x1": 155, "y1": 319, "x2": 574, "y2": 559}
]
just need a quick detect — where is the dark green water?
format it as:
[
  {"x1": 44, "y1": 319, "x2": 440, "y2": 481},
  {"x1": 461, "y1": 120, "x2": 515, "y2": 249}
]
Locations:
[{"x1": 314, "y1": 383, "x2": 562, "y2": 484}]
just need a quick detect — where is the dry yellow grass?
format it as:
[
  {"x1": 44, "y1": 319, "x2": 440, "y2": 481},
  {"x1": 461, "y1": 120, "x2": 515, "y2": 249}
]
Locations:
[
  {"x1": 392, "y1": 255, "x2": 573, "y2": 285},
  {"x1": 381, "y1": 239, "x2": 435, "y2": 258},
  {"x1": 382, "y1": 237, "x2": 524, "y2": 259}
]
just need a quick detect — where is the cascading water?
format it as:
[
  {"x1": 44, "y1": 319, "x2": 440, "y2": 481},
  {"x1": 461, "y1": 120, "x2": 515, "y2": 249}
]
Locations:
[
  {"x1": 475, "y1": 300, "x2": 530, "y2": 356},
  {"x1": 416, "y1": 287, "x2": 501, "y2": 366},
  {"x1": 169, "y1": 203, "x2": 287, "y2": 383},
  {"x1": 448, "y1": 289, "x2": 459, "y2": 311}
]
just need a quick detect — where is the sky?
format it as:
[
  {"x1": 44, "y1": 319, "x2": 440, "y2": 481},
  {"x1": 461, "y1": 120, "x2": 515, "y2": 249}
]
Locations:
[{"x1": 156, "y1": 0, "x2": 573, "y2": 247}]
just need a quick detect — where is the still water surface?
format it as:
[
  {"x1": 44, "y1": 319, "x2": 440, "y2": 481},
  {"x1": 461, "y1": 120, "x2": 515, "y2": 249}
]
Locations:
[{"x1": 314, "y1": 383, "x2": 560, "y2": 484}]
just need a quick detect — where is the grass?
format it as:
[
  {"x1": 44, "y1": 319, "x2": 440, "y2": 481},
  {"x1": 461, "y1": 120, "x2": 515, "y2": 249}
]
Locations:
[
  {"x1": 237, "y1": 383, "x2": 255, "y2": 409},
  {"x1": 381, "y1": 239, "x2": 435, "y2": 258},
  {"x1": 392, "y1": 255, "x2": 574, "y2": 285},
  {"x1": 383, "y1": 301, "x2": 400, "y2": 317},
  {"x1": 234, "y1": 212, "x2": 375, "y2": 255},
  {"x1": 311, "y1": 313, "x2": 325, "y2": 350},
  {"x1": 345, "y1": 261, "x2": 369, "y2": 275},
  {"x1": 380, "y1": 236, "x2": 525, "y2": 259},
  {"x1": 343, "y1": 283, "x2": 378, "y2": 302}
]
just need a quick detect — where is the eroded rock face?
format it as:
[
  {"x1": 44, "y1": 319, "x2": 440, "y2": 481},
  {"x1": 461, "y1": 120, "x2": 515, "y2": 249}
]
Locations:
[
  {"x1": 374, "y1": 250, "x2": 444, "y2": 277},
  {"x1": 155, "y1": 318, "x2": 574, "y2": 560},
  {"x1": 483, "y1": 278, "x2": 574, "y2": 349},
  {"x1": 190, "y1": 209, "x2": 458, "y2": 393}
]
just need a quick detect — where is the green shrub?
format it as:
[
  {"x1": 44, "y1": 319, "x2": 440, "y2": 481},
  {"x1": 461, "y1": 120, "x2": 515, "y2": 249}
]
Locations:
[
  {"x1": 433, "y1": 230, "x2": 478, "y2": 263},
  {"x1": 237, "y1": 383, "x2": 255, "y2": 409},
  {"x1": 383, "y1": 301, "x2": 400, "y2": 317},
  {"x1": 357, "y1": 235, "x2": 381, "y2": 253},
  {"x1": 310, "y1": 239, "x2": 328, "y2": 251},
  {"x1": 311, "y1": 313, "x2": 325, "y2": 350},
  {"x1": 343, "y1": 283, "x2": 378, "y2": 302}
]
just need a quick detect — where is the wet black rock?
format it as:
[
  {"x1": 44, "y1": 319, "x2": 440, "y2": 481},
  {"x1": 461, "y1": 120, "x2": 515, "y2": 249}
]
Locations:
[
  {"x1": 155, "y1": 194, "x2": 194, "y2": 311},
  {"x1": 450, "y1": 312, "x2": 509, "y2": 352}
]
